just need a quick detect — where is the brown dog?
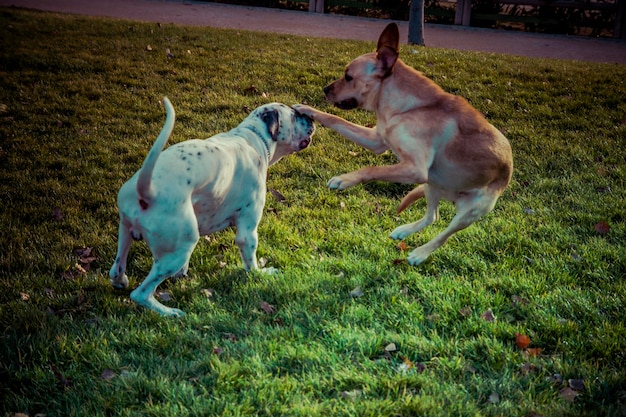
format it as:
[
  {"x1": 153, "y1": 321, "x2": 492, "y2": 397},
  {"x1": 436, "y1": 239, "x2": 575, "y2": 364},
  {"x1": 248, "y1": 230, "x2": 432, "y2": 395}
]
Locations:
[{"x1": 294, "y1": 23, "x2": 513, "y2": 265}]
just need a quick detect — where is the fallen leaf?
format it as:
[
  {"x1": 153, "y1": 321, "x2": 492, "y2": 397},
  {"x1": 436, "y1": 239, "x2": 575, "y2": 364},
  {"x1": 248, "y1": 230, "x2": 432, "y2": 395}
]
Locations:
[
  {"x1": 459, "y1": 306, "x2": 472, "y2": 317},
  {"x1": 488, "y1": 391, "x2": 500, "y2": 404},
  {"x1": 157, "y1": 291, "x2": 172, "y2": 302},
  {"x1": 19, "y1": 292, "x2": 30, "y2": 301},
  {"x1": 594, "y1": 221, "x2": 610, "y2": 235},
  {"x1": 146, "y1": 44, "x2": 153, "y2": 51},
  {"x1": 349, "y1": 286, "x2": 364, "y2": 298},
  {"x1": 223, "y1": 333, "x2": 238, "y2": 342},
  {"x1": 244, "y1": 85, "x2": 259, "y2": 95},
  {"x1": 348, "y1": 151, "x2": 359, "y2": 156},
  {"x1": 512, "y1": 295, "x2": 529, "y2": 306},
  {"x1": 212, "y1": 346, "x2": 223, "y2": 355},
  {"x1": 340, "y1": 201, "x2": 346, "y2": 210},
  {"x1": 258, "y1": 257, "x2": 268, "y2": 268},
  {"x1": 340, "y1": 389, "x2": 362, "y2": 401},
  {"x1": 426, "y1": 313, "x2": 441, "y2": 322},
  {"x1": 481, "y1": 309, "x2": 496, "y2": 322},
  {"x1": 401, "y1": 356, "x2": 414, "y2": 369},
  {"x1": 559, "y1": 387, "x2": 580, "y2": 403},
  {"x1": 396, "y1": 241, "x2": 408, "y2": 251},
  {"x1": 549, "y1": 373, "x2": 563, "y2": 385},
  {"x1": 52, "y1": 207, "x2": 63, "y2": 221},
  {"x1": 515, "y1": 333, "x2": 531, "y2": 350},
  {"x1": 50, "y1": 363, "x2": 71, "y2": 387},
  {"x1": 100, "y1": 369, "x2": 116, "y2": 381},
  {"x1": 268, "y1": 188, "x2": 287, "y2": 203},
  {"x1": 384, "y1": 343, "x2": 397, "y2": 352},
  {"x1": 201, "y1": 288, "x2": 214, "y2": 298},
  {"x1": 568, "y1": 378, "x2": 585, "y2": 391},
  {"x1": 521, "y1": 362, "x2": 540, "y2": 376},
  {"x1": 259, "y1": 301, "x2": 276, "y2": 314},
  {"x1": 526, "y1": 347, "x2": 543, "y2": 357}
]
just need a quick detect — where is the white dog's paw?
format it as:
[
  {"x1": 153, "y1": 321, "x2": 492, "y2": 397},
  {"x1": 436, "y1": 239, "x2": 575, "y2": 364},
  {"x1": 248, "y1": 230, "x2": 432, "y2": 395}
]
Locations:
[
  {"x1": 389, "y1": 224, "x2": 416, "y2": 240},
  {"x1": 110, "y1": 273, "x2": 129, "y2": 289},
  {"x1": 406, "y1": 246, "x2": 431, "y2": 266},
  {"x1": 259, "y1": 267, "x2": 280, "y2": 275},
  {"x1": 130, "y1": 291, "x2": 186, "y2": 317}
]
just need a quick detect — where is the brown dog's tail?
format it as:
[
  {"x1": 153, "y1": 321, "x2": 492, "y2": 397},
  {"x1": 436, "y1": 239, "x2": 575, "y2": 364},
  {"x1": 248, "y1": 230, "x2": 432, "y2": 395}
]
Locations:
[
  {"x1": 397, "y1": 185, "x2": 426, "y2": 214},
  {"x1": 136, "y1": 97, "x2": 175, "y2": 210}
]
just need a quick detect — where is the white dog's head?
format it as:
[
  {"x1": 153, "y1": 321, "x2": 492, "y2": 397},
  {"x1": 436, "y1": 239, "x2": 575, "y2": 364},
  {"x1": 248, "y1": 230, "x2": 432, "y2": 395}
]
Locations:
[{"x1": 246, "y1": 103, "x2": 315, "y2": 165}]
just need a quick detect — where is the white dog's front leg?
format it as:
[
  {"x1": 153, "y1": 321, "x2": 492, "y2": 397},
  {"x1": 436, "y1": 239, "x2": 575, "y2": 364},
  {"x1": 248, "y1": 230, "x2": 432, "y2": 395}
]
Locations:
[
  {"x1": 110, "y1": 222, "x2": 131, "y2": 289},
  {"x1": 235, "y1": 225, "x2": 259, "y2": 272}
]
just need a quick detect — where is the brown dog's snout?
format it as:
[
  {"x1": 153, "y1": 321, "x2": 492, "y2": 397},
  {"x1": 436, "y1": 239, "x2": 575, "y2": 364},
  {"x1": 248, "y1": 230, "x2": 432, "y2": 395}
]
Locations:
[{"x1": 323, "y1": 84, "x2": 333, "y2": 96}]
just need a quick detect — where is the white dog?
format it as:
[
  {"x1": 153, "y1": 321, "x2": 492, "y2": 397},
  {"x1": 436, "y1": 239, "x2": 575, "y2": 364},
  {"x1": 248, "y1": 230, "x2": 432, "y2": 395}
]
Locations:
[{"x1": 110, "y1": 98, "x2": 314, "y2": 317}]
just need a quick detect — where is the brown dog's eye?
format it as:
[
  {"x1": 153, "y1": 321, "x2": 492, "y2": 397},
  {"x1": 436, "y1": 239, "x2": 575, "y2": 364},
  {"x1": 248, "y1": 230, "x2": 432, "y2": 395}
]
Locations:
[{"x1": 345, "y1": 74, "x2": 353, "y2": 82}]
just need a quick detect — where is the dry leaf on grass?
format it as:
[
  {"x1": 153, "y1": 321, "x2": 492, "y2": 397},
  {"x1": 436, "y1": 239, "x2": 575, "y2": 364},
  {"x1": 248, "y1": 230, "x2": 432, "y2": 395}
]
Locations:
[
  {"x1": 100, "y1": 369, "x2": 116, "y2": 381},
  {"x1": 396, "y1": 241, "x2": 408, "y2": 251},
  {"x1": 481, "y1": 309, "x2": 496, "y2": 322},
  {"x1": 515, "y1": 333, "x2": 531, "y2": 350},
  {"x1": 594, "y1": 221, "x2": 610, "y2": 235},
  {"x1": 259, "y1": 301, "x2": 276, "y2": 314},
  {"x1": 384, "y1": 343, "x2": 397, "y2": 353},
  {"x1": 459, "y1": 306, "x2": 472, "y2": 317},
  {"x1": 568, "y1": 378, "x2": 585, "y2": 391},
  {"x1": 559, "y1": 387, "x2": 580, "y2": 403},
  {"x1": 488, "y1": 391, "x2": 500, "y2": 404},
  {"x1": 340, "y1": 389, "x2": 362, "y2": 401},
  {"x1": 349, "y1": 286, "x2": 364, "y2": 298},
  {"x1": 268, "y1": 188, "x2": 287, "y2": 204},
  {"x1": 157, "y1": 291, "x2": 172, "y2": 302},
  {"x1": 201, "y1": 288, "x2": 214, "y2": 298}
]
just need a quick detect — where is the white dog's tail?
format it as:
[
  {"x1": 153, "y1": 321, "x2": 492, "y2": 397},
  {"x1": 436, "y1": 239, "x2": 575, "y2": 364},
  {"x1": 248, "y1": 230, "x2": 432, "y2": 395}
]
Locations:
[
  {"x1": 397, "y1": 185, "x2": 426, "y2": 214},
  {"x1": 136, "y1": 97, "x2": 175, "y2": 210}
]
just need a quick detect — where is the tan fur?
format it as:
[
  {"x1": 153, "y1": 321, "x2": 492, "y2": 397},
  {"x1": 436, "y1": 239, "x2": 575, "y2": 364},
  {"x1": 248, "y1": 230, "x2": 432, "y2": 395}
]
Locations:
[{"x1": 294, "y1": 23, "x2": 513, "y2": 265}]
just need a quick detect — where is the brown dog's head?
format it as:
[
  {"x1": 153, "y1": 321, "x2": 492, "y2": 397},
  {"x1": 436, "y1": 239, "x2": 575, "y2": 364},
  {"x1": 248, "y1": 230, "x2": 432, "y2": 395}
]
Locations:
[{"x1": 323, "y1": 23, "x2": 400, "y2": 112}]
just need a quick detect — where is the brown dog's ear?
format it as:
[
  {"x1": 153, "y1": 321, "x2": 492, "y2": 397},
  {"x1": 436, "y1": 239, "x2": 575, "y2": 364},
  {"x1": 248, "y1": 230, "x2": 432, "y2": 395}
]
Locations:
[
  {"x1": 377, "y1": 23, "x2": 400, "y2": 53},
  {"x1": 261, "y1": 109, "x2": 280, "y2": 141},
  {"x1": 376, "y1": 23, "x2": 399, "y2": 77}
]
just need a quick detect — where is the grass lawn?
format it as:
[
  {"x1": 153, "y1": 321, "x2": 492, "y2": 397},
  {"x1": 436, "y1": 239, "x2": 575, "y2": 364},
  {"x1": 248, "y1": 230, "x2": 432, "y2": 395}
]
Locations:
[{"x1": 0, "y1": 7, "x2": 625, "y2": 417}]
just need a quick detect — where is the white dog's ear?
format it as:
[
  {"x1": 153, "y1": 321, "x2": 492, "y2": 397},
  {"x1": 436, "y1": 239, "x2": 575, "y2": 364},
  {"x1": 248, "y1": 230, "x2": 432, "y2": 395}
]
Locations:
[
  {"x1": 261, "y1": 109, "x2": 280, "y2": 141},
  {"x1": 376, "y1": 23, "x2": 399, "y2": 78}
]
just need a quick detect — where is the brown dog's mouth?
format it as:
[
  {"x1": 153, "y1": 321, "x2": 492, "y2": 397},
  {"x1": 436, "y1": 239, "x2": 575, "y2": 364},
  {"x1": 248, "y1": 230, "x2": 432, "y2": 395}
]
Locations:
[{"x1": 334, "y1": 98, "x2": 359, "y2": 110}]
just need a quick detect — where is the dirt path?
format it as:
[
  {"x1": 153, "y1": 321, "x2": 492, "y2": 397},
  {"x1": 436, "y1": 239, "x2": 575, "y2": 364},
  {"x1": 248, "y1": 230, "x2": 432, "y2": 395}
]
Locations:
[{"x1": 1, "y1": 0, "x2": 625, "y2": 64}]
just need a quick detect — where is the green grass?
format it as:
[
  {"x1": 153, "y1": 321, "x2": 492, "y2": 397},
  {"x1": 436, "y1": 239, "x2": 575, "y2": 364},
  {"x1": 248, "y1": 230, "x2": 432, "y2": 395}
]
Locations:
[{"x1": 1, "y1": 7, "x2": 625, "y2": 417}]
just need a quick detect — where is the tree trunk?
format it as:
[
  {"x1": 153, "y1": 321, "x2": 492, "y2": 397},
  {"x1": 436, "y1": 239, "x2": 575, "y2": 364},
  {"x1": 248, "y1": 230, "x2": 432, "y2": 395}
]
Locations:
[{"x1": 408, "y1": 0, "x2": 425, "y2": 45}]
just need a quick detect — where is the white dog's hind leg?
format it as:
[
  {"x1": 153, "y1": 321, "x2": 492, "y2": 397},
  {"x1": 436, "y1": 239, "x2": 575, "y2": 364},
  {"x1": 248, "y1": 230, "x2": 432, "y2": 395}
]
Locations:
[
  {"x1": 109, "y1": 221, "x2": 132, "y2": 289},
  {"x1": 130, "y1": 247, "x2": 196, "y2": 317},
  {"x1": 390, "y1": 185, "x2": 441, "y2": 241}
]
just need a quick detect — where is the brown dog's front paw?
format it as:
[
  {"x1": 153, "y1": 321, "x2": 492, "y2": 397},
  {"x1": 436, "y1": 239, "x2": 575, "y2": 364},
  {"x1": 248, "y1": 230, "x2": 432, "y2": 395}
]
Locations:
[
  {"x1": 327, "y1": 174, "x2": 358, "y2": 191},
  {"x1": 292, "y1": 104, "x2": 319, "y2": 120}
]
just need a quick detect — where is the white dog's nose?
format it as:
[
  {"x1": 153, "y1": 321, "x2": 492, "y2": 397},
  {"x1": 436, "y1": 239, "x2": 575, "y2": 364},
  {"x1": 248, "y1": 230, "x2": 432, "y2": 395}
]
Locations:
[{"x1": 299, "y1": 139, "x2": 310, "y2": 149}]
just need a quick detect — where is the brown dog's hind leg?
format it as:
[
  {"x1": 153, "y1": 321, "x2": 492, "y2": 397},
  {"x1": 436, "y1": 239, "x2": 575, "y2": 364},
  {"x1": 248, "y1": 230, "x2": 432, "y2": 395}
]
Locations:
[{"x1": 405, "y1": 189, "x2": 499, "y2": 265}]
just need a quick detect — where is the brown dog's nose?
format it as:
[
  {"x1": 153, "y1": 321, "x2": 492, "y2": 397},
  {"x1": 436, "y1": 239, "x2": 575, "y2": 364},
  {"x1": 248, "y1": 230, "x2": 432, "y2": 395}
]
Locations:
[{"x1": 323, "y1": 84, "x2": 332, "y2": 96}]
